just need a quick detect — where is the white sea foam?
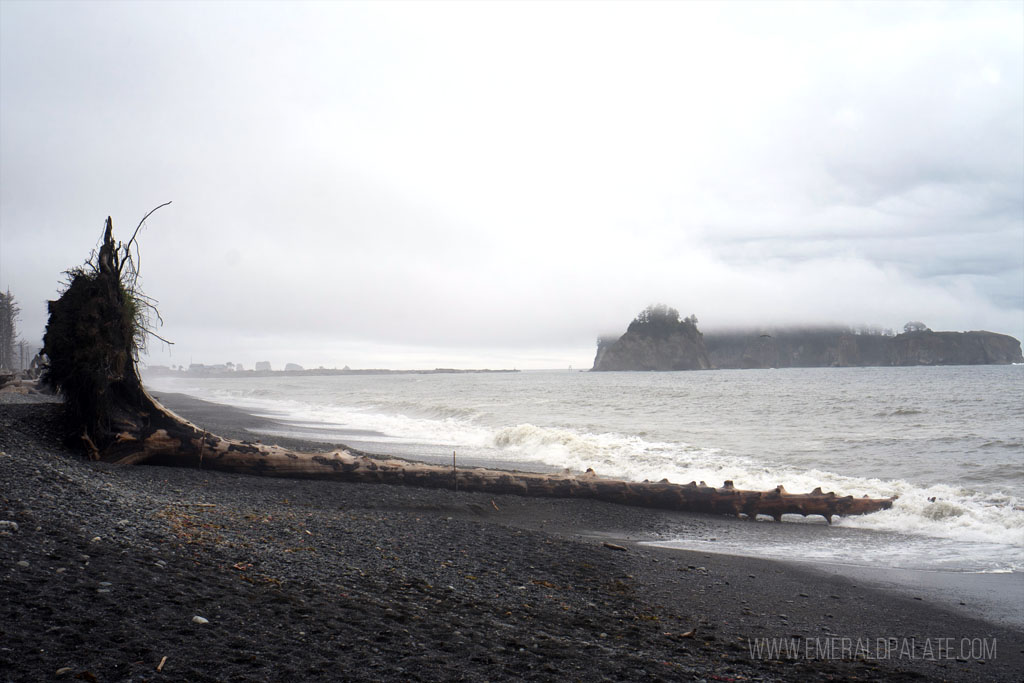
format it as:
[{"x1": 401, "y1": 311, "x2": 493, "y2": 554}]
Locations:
[{"x1": 486, "y1": 420, "x2": 1023, "y2": 563}]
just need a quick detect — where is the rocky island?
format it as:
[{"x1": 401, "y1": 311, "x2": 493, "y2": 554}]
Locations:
[
  {"x1": 593, "y1": 305, "x2": 711, "y2": 371},
  {"x1": 593, "y1": 306, "x2": 1024, "y2": 371}
]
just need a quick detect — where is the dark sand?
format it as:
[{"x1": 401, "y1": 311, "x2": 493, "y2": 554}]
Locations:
[{"x1": 1, "y1": 392, "x2": 1020, "y2": 682}]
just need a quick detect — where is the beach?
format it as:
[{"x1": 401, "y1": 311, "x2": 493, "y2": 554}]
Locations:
[{"x1": 1, "y1": 391, "x2": 1021, "y2": 682}]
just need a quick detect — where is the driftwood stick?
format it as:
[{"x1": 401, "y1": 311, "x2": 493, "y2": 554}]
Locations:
[{"x1": 123, "y1": 201, "x2": 172, "y2": 278}]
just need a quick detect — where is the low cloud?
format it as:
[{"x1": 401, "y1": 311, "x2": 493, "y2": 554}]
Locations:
[{"x1": 2, "y1": 1, "x2": 1020, "y2": 369}]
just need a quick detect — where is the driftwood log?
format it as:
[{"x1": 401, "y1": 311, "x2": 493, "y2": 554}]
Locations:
[
  {"x1": 42, "y1": 217, "x2": 896, "y2": 523},
  {"x1": 127, "y1": 415, "x2": 895, "y2": 523}
]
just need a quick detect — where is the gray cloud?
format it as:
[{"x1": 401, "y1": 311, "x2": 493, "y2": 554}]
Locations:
[{"x1": 1, "y1": 1, "x2": 1021, "y2": 369}]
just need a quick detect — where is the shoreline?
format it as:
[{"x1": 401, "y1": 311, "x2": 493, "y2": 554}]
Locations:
[
  {"x1": 154, "y1": 389, "x2": 1024, "y2": 631},
  {"x1": 151, "y1": 389, "x2": 567, "y2": 473},
  {"x1": 143, "y1": 368, "x2": 522, "y2": 380},
  {"x1": 2, "y1": 392, "x2": 1021, "y2": 681},
  {"x1": 644, "y1": 541, "x2": 1024, "y2": 632}
]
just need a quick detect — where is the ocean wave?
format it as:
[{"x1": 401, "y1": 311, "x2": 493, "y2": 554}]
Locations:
[
  {"x1": 873, "y1": 407, "x2": 925, "y2": 417},
  {"x1": 143, "y1": 373, "x2": 1024, "y2": 570},
  {"x1": 489, "y1": 422, "x2": 1024, "y2": 563},
  {"x1": 977, "y1": 439, "x2": 1024, "y2": 450},
  {"x1": 491, "y1": 423, "x2": 724, "y2": 477},
  {"x1": 835, "y1": 484, "x2": 1024, "y2": 553}
]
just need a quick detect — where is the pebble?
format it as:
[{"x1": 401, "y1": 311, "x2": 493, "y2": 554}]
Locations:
[
  {"x1": 16, "y1": 560, "x2": 30, "y2": 568},
  {"x1": 0, "y1": 520, "x2": 18, "y2": 532},
  {"x1": 0, "y1": 397, "x2": 983, "y2": 682}
]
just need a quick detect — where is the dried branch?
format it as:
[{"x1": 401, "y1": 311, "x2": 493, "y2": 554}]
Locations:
[
  {"x1": 121, "y1": 201, "x2": 172, "y2": 281},
  {"x1": 141, "y1": 326, "x2": 174, "y2": 347}
]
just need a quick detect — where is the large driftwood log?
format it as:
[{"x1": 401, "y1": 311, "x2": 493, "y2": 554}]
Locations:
[
  {"x1": 43, "y1": 217, "x2": 896, "y2": 523},
  {"x1": 106, "y1": 390, "x2": 895, "y2": 522}
]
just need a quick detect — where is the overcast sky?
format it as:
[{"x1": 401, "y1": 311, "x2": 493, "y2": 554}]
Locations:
[{"x1": 1, "y1": 0, "x2": 1021, "y2": 369}]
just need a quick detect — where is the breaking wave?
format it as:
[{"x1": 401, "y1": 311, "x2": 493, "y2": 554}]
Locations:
[{"x1": 144, "y1": 369, "x2": 1024, "y2": 571}]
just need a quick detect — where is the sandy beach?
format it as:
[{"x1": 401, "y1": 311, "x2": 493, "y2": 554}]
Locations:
[{"x1": 1, "y1": 391, "x2": 1020, "y2": 682}]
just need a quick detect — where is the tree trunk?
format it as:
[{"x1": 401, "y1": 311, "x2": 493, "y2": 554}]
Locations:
[
  {"x1": 102, "y1": 388, "x2": 893, "y2": 522},
  {"x1": 43, "y1": 218, "x2": 896, "y2": 523}
]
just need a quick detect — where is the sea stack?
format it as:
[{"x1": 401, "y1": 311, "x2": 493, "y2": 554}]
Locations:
[{"x1": 592, "y1": 304, "x2": 711, "y2": 371}]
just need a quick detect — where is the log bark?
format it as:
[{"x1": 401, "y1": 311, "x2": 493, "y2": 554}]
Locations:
[{"x1": 43, "y1": 218, "x2": 896, "y2": 523}]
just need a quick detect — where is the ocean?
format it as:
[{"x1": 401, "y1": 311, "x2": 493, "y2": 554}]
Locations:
[{"x1": 145, "y1": 365, "x2": 1024, "y2": 574}]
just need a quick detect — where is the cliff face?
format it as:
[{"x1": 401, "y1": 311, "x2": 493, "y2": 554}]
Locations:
[
  {"x1": 887, "y1": 330, "x2": 1024, "y2": 366},
  {"x1": 592, "y1": 306, "x2": 711, "y2": 371},
  {"x1": 704, "y1": 329, "x2": 881, "y2": 369},
  {"x1": 704, "y1": 329, "x2": 1024, "y2": 369},
  {"x1": 594, "y1": 329, "x2": 711, "y2": 371},
  {"x1": 594, "y1": 312, "x2": 1024, "y2": 371}
]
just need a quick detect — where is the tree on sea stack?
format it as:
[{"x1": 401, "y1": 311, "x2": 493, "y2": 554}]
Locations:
[{"x1": 41, "y1": 214, "x2": 896, "y2": 523}]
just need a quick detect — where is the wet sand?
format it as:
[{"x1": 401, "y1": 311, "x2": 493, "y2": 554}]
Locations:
[{"x1": 1, "y1": 392, "x2": 1020, "y2": 681}]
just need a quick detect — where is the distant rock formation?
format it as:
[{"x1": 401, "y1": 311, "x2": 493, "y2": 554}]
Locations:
[
  {"x1": 593, "y1": 310, "x2": 1023, "y2": 371},
  {"x1": 284, "y1": 362, "x2": 304, "y2": 372},
  {"x1": 705, "y1": 327, "x2": 886, "y2": 369},
  {"x1": 886, "y1": 329, "x2": 1023, "y2": 366},
  {"x1": 705, "y1": 328, "x2": 1024, "y2": 368},
  {"x1": 593, "y1": 305, "x2": 711, "y2": 371}
]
